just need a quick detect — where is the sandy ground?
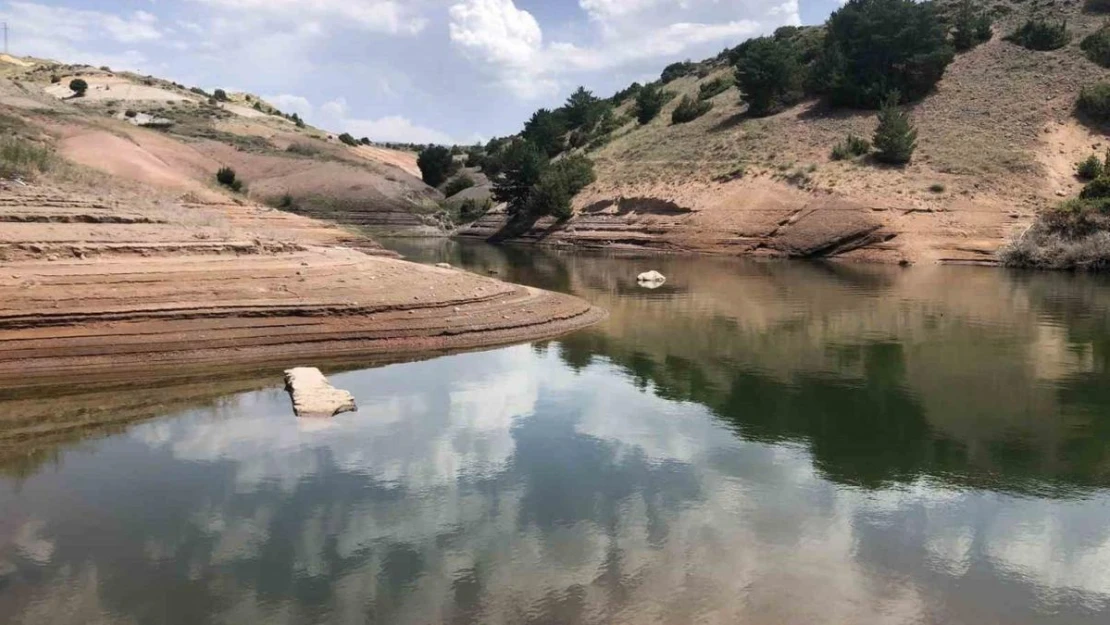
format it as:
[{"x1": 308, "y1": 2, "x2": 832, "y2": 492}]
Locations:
[
  {"x1": 0, "y1": 183, "x2": 604, "y2": 390},
  {"x1": 44, "y1": 75, "x2": 190, "y2": 102}
]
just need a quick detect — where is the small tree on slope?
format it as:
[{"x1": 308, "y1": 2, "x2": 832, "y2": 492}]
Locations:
[{"x1": 873, "y1": 93, "x2": 917, "y2": 165}]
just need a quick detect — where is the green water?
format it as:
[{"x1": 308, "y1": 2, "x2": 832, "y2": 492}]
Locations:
[{"x1": 2, "y1": 240, "x2": 1110, "y2": 624}]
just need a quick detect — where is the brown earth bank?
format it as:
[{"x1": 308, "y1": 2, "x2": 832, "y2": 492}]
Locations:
[{"x1": 0, "y1": 183, "x2": 604, "y2": 391}]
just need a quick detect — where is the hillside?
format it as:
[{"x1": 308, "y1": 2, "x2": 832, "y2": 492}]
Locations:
[
  {"x1": 0, "y1": 59, "x2": 443, "y2": 234},
  {"x1": 0, "y1": 60, "x2": 604, "y2": 388},
  {"x1": 459, "y1": 0, "x2": 1110, "y2": 265}
]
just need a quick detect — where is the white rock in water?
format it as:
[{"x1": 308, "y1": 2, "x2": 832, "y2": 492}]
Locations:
[
  {"x1": 284, "y1": 367, "x2": 357, "y2": 417},
  {"x1": 637, "y1": 270, "x2": 666, "y2": 287}
]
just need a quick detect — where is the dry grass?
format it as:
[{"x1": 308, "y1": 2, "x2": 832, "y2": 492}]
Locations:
[{"x1": 0, "y1": 136, "x2": 54, "y2": 179}]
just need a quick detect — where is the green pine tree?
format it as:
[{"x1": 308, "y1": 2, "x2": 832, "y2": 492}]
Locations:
[{"x1": 873, "y1": 93, "x2": 917, "y2": 165}]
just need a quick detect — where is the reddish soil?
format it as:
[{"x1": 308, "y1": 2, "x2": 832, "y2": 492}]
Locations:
[{"x1": 0, "y1": 185, "x2": 604, "y2": 390}]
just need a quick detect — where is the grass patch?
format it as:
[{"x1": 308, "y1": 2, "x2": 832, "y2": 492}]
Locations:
[
  {"x1": 0, "y1": 136, "x2": 54, "y2": 179},
  {"x1": 928, "y1": 183, "x2": 946, "y2": 193}
]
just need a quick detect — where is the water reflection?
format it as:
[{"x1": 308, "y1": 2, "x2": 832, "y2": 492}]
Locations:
[{"x1": 2, "y1": 241, "x2": 1110, "y2": 623}]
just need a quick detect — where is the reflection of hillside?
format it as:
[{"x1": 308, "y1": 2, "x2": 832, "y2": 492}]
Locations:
[
  {"x1": 0, "y1": 375, "x2": 277, "y2": 478},
  {"x1": 390, "y1": 240, "x2": 1110, "y2": 494}
]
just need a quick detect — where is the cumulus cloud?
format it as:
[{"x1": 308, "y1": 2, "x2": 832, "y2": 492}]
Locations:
[
  {"x1": 266, "y1": 92, "x2": 455, "y2": 143},
  {"x1": 448, "y1": 0, "x2": 798, "y2": 99}
]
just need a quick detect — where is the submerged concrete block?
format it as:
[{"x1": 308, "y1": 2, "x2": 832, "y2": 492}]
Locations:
[{"x1": 284, "y1": 367, "x2": 357, "y2": 417}]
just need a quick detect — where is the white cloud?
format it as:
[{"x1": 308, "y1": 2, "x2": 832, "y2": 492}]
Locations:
[
  {"x1": 187, "y1": 0, "x2": 427, "y2": 35},
  {"x1": 449, "y1": 0, "x2": 793, "y2": 99},
  {"x1": 0, "y1": 2, "x2": 164, "y2": 69}
]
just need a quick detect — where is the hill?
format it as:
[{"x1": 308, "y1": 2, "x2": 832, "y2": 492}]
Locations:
[
  {"x1": 0, "y1": 59, "x2": 604, "y2": 388},
  {"x1": 0, "y1": 58, "x2": 444, "y2": 234},
  {"x1": 458, "y1": 0, "x2": 1110, "y2": 265}
]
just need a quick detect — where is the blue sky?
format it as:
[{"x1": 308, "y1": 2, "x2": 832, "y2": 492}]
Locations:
[{"x1": 0, "y1": 0, "x2": 845, "y2": 144}]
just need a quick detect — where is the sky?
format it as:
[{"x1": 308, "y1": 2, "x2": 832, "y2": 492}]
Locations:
[{"x1": 0, "y1": 0, "x2": 846, "y2": 144}]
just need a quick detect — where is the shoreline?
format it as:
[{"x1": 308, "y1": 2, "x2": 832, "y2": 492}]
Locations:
[{"x1": 0, "y1": 186, "x2": 606, "y2": 391}]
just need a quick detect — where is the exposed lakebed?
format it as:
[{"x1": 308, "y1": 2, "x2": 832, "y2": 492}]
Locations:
[{"x1": 2, "y1": 240, "x2": 1110, "y2": 624}]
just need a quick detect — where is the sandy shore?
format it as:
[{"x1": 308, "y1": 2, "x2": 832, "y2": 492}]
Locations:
[{"x1": 0, "y1": 185, "x2": 604, "y2": 390}]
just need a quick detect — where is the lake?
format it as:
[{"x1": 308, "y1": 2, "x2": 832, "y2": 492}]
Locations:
[{"x1": 2, "y1": 240, "x2": 1110, "y2": 624}]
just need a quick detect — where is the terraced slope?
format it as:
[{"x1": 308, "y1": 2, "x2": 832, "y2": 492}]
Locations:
[{"x1": 0, "y1": 186, "x2": 604, "y2": 389}]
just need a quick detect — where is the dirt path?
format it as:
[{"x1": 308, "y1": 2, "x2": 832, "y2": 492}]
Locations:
[{"x1": 0, "y1": 185, "x2": 604, "y2": 389}]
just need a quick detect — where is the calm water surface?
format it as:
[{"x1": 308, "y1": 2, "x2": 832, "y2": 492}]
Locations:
[{"x1": 3, "y1": 240, "x2": 1110, "y2": 624}]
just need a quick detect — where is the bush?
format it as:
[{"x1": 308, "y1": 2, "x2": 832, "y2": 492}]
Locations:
[
  {"x1": 671, "y1": 95, "x2": 713, "y2": 124},
  {"x1": 0, "y1": 136, "x2": 54, "y2": 179},
  {"x1": 528, "y1": 155, "x2": 597, "y2": 219},
  {"x1": 69, "y1": 78, "x2": 88, "y2": 97},
  {"x1": 635, "y1": 84, "x2": 670, "y2": 124},
  {"x1": 698, "y1": 76, "x2": 733, "y2": 101},
  {"x1": 1077, "y1": 154, "x2": 1104, "y2": 179},
  {"x1": 444, "y1": 174, "x2": 476, "y2": 197},
  {"x1": 611, "y1": 82, "x2": 642, "y2": 105},
  {"x1": 1081, "y1": 26, "x2": 1110, "y2": 68},
  {"x1": 734, "y1": 36, "x2": 805, "y2": 116},
  {"x1": 830, "y1": 133, "x2": 871, "y2": 160},
  {"x1": 337, "y1": 132, "x2": 359, "y2": 147},
  {"x1": 417, "y1": 145, "x2": 456, "y2": 187},
  {"x1": 215, "y1": 167, "x2": 243, "y2": 192},
  {"x1": 1080, "y1": 176, "x2": 1110, "y2": 200},
  {"x1": 360, "y1": 137, "x2": 371, "y2": 145},
  {"x1": 873, "y1": 93, "x2": 917, "y2": 165},
  {"x1": 1077, "y1": 82, "x2": 1110, "y2": 122},
  {"x1": 1005, "y1": 18, "x2": 1070, "y2": 51},
  {"x1": 819, "y1": 0, "x2": 954, "y2": 108},
  {"x1": 213, "y1": 88, "x2": 229, "y2": 102},
  {"x1": 124, "y1": 109, "x2": 138, "y2": 118},
  {"x1": 928, "y1": 183, "x2": 946, "y2": 193},
  {"x1": 285, "y1": 142, "x2": 321, "y2": 157},
  {"x1": 50, "y1": 75, "x2": 60, "y2": 84},
  {"x1": 952, "y1": 0, "x2": 993, "y2": 51},
  {"x1": 458, "y1": 197, "x2": 492, "y2": 222},
  {"x1": 661, "y1": 61, "x2": 696, "y2": 83}
]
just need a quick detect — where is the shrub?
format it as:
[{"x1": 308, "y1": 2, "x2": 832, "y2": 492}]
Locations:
[
  {"x1": 252, "y1": 101, "x2": 263, "y2": 111},
  {"x1": 0, "y1": 136, "x2": 54, "y2": 179},
  {"x1": 444, "y1": 174, "x2": 476, "y2": 197},
  {"x1": 458, "y1": 197, "x2": 492, "y2": 222},
  {"x1": 952, "y1": 0, "x2": 993, "y2": 51},
  {"x1": 290, "y1": 113, "x2": 306, "y2": 128},
  {"x1": 1080, "y1": 176, "x2": 1110, "y2": 200},
  {"x1": 928, "y1": 183, "x2": 946, "y2": 193},
  {"x1": 215, "y1": 167, "x2": 243, "y2": 192},
  {"x1": 661, "y1": 61, "x2": 696, "y2": 83},
  {"x1": 1005, "y1": 18, "x2": 1070, "y2": 51},
  {"x1": 873, "y1": 93, "x2": 917, "y2": 165},
  {"x1": 69, "y1": 78, "x2": 88, "y2": 97},
  {"x1": 671, "y1": 95, "x2": 713, "y2": 124},
  {"x1": 1081, "y1": 26, "x2": 1110, "y2": 68},
  {"x1": 360, "y1": 137, "x2": 371, "y2": 145},
  {"x1": 50, "y1": 75, "x2": 60, "y2": 84},
  {"x1": 337, "y1": 132, "x2": 359, "y2": 147},
  {"x1": 417, "y1": 145, "x2": 456, "y2": 187},
  {"x1": 611, "y1": 82, "x2": 642, "y2": 105},
  {"x1": 831, "y1": 133, "x2": 871, "y2": 160},
  {"x1": 528, "y1": 155, "x2": 597, "y2": 219},
  {"x1": 819, "y1": 0, "x2": 954, "y2": 108},
  {"x1": 635, "y1": 84, "x2": 670, "y2": 124},
  {"x1": 213, "y1": 89, "x2": 229, "y2": 102},
  {"x1": 285, "y1": 142, "x2": 321, "y2": 157},
  {"x1": 1077, "y1": 82, "x2": 1110, "y2": 123},
  {"x1": 734, "y1": 36, "x2": 805, "y2": 116},
  {"x1": 698, "y1": 76, "x2": 733, "y2": 101},
  {"x1": 1077, "y1": 154, "x2": 1104, "y2": 179},
  {"x1": 124, "y1": 109, "x2": 138, "y2": 118}
]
